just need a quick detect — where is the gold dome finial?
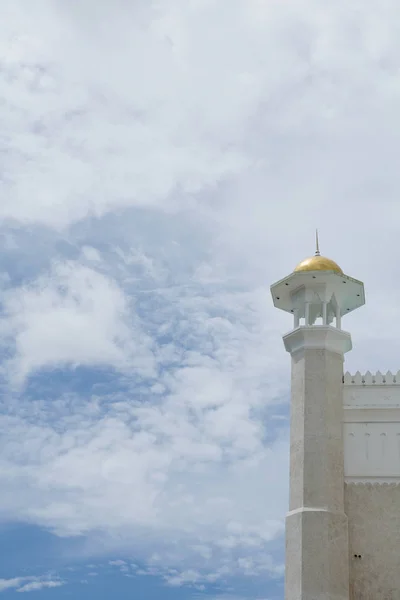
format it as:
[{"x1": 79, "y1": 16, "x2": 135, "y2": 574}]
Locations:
[{"x1": 293, "y1": 230, "x2": 343, "y2": 274}]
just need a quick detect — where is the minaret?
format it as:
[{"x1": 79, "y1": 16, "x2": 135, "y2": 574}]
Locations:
[{"x1": 271, "y1": 235, "x2": 365, "y2": 600}]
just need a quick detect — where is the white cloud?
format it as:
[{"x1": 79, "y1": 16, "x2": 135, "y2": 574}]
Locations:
[
  {"x1": 3, "y1": 0, "x2": 397, "y2": 231},
  {"x1": 1, "y1": 0, "x2": 400, "y2": 593},
  {"x1": 0, "y1": 578, "x2": 24, "y2": 592},
  {"x1": 0, "y1": 0, "x2": 257, "y2": 229},
  {"x1": 17, "y1": 580, "x2": 64, "y2": 593},
  {"x1": 0, "y1": 577, "x2": 64, "y2": 594},
  {"x1": 0, "y1": 279, "x2": 288, "y2": 581},
  {"x1": 81, "y1": 246, "x2": 102, "y2": 262},
  {"x1": 1, "y1": 261, "x2": 156, "y2": 384}
]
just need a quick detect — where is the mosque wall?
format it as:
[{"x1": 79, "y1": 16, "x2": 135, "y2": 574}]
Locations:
[
  {"x1": 343, "y1": 373, "x2": 400, "y2": 600},
  {"x1": 345, "y1": 482, "x2": 400, "y2": 600}
]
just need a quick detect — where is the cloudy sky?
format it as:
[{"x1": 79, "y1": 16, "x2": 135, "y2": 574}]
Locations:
[{"x1": 1, "y1": 0, "x2": 400, "y2": 598}]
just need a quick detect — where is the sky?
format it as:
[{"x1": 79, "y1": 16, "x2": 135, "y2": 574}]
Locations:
[{"x1": 1, "y1": 0, "x2": 400, "y2": 598}]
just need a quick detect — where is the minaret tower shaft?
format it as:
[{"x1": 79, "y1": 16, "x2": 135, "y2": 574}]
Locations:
[{"x1": 271, "y1": 237, "x2": 365, "y2": 600}]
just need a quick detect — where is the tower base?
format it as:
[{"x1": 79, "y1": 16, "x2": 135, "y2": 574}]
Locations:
[{"x1": 285, "y1": 508, "x2": 349, "y2": 600}]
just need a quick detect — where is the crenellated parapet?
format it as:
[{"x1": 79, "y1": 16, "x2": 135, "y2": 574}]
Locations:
[
  {"x1": 345, "y1": 481, "x2": 400, "y2": 487},
  {"x1": 344, "y1": 370, "x2": 400, "y2": 385}
]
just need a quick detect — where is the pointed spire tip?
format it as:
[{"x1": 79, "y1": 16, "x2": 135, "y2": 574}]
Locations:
[{"x1": 315, "y1": 229, "x2": 320, "y2": 256}]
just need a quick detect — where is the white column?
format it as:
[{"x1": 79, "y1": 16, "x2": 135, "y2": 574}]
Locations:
[
  {"x1": 283, "y1": 327, "x2": 351, "y2": 600},
  {"x1": 304, "y1": 302, "x2": 310, "y2": 326},
  {"x1": 322, "y1": 301, "x2": 328, "y2": 325},
  {"x1": 336, "y1": 304, "x2": 342, "y2": 329},
  {"x1": 293, "y1": 309, "x2": 300, "y2": 328}
]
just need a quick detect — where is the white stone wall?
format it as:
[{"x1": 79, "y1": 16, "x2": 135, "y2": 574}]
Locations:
[
  {"x1": 343, "y1": 373, "x2": 400, "y2": 599},
  {"x1": 343, "y1": 374, "x2": 400, "y2": 480},
  {"x1": 345, "y1": 483, "x2": 400, "y2": 600}
]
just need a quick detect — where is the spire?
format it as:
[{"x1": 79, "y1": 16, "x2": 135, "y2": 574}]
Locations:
[
  {"x1": 293, "y1": 230, "x2": 343, "y2": 274},
  {"x1": 315, "y1": 229, "x2": 320, "y2": 256}
]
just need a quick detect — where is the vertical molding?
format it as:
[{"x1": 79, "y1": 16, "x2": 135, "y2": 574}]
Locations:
[
  {"x1": 365, "y1": 433, "x2": 370, "y2": 461},
  {"x1": 381, "y1": 432, "x2": 386, "y2": 458}
]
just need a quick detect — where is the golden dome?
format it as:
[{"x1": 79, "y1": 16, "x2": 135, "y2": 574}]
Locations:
[{"x1": 294, "y1": 254, "x2": 343, "y2": 274}]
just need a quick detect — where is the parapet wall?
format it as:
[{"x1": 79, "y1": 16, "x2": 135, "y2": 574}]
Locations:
[
  {"x1": 343, "y1": 371, "x2": 400, "y2": 481},
  {"x1": 344, "y1": 370, "x2": 400, "y2": 386}
]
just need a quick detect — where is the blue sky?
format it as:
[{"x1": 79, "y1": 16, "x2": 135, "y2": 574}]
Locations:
[{"x1": 1, "y1": 0, "x2": 400, "y2": 598}]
